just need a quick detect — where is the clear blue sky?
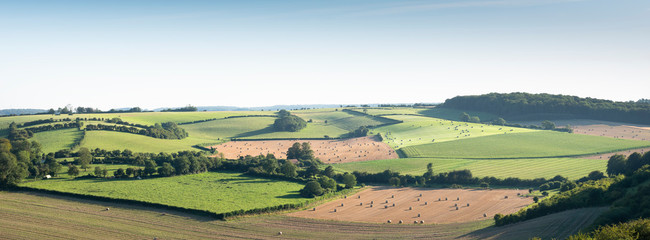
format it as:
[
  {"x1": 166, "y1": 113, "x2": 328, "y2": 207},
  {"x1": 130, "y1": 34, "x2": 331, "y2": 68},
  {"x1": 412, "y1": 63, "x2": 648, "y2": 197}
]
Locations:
[{"x1": 1, "y1": 0, "x2": 649, "y2": 110}]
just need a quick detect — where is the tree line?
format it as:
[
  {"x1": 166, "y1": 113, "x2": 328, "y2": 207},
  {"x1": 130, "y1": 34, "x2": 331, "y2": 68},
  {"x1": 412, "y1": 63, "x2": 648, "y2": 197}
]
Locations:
[
  {"x1": 495, "y1": 151, "x2": 650, "y2": 228},
  {"x1": 161, "y1": 105, "x2": 197, "y2": 112},
  {"x1": 441, "y1": 92, "x2": 650, "y2": 124}
]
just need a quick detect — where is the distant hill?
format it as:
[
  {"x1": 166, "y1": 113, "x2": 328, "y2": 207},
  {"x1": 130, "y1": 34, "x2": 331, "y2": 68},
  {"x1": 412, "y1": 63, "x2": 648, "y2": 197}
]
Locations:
[
  {"x1": 0, "y1": 109, "x2": 47, "y2": 116},
  {"x1": 440, "y1": 92, "x2": 650, "y2": 124},
  {"x1": 161, "y1": 104, "x2": 359, "y2": 112}
]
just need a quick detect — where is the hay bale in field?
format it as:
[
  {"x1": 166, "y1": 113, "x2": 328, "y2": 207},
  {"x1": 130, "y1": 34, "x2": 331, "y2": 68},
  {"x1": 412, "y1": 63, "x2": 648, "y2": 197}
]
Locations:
[
  {"x1": 467, "y1": 203, "x2": 470, "y2": 207},
  {"x1": 387, "y1": 220, "x2": 392, "y2": 223},
  {"x1": 334, "y1": 209, "x2": 337, "y2": 212},
  {"x1": 341, "y1": 203, "x2": 344, "y2": 207},
  {"x1": 409, "y1": 206, "x2": 412, "y2": 210},
  {"x1": 399, "y1": 220, "x2": 403, "y2": 224},
  {"x1": 371, "y1": 201, "x2": 374, "y2": 204},
  {"x1": 457, "y1": 197, "x2": 459, "y2": 200},
  {"x1": 454, "y1": 203, "x2": 457, "y2": 207},
  {"x1": 414, "y1": 220, "x2": 418, "y2": 224},
  {"x1": 360, "y1": 202, "x2": 363, "y2": 206},
  {"x1": 392, "y1": 203, "x2": 395, "y2": 207},
  {"x1": 105, "y1": 208, "x2": 109, "y2": 211},
  {"x1": 420, "y1": 220, "x2": 424, "y2": 224},
  {"x1": 419, "y1": 193, "x2": 422, "y2": 197},
  {"x1": 445, "y1": 197, "x2": 448, "y2": 201},
  {"x1": 417, "y1": 213, "x2": 421, "y2": 217},
  {"x1": 424, "y1": 202, "x2": 428, "y2": 205},
  {"x1": 385, "y1": 200, "x2": 389, "y2": 203},
  {"x1": 392, "y1": 195, "x2": 394, "y2": 198},
  {"x1": 313, "y1": 207, "x2": 316, "y2": 211},
  {"x1": 505, "y1": 196, "x2": 508, "y2": 199},
  {"x1": 385, "y1": 205, "x2": 388, "y2": 209},
  {"x1": 370, "y1": 204, "x2": 373, "y2": 208},
  {"x1": 358, "y1": 195, "x2": 361, "y2": 198},
  {"x1": 483, "y1": 213, "x2": 487, "y2": 217},
  {"x1": 278, "y1": 232, "x2": 283, "y2": 235},
  {"x1": 456, "y1": 206, "x2": 459, "y2": 210}
]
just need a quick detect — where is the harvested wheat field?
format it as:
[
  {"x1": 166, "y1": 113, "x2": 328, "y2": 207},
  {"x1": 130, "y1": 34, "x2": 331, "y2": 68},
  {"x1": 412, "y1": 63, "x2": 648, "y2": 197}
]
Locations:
[
  {"x1": 580, "y1": 147, "x2": 650, "y2": 159},
  {"x1": 289, "y1": 186, "x2": 532, "y2": 224},
  {"x1": 208, "y1": 135, "x2": 397, "y2": 163},
  {"x1": 517, "y1": 119, "x2": 650, "y2": 141}
]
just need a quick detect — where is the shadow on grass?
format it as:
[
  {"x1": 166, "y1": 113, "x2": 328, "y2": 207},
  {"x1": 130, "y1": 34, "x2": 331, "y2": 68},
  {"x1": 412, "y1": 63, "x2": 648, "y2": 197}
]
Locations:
[{"x1": 232, "y1": 125, "x2": 276, "y2": 138}]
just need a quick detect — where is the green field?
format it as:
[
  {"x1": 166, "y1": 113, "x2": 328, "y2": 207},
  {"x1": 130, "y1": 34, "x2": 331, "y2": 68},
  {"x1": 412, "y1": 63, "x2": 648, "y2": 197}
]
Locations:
[
  {"x1": 81, "y1": 131, "x2": 202, "y2": 153},
  {"x1": 332, "y1": 157, "x2": 607, "y2": 180},
  {"x1": 22, "y1": 171, "x2": 310, "y2": 215},
  {"x1": 401, "y1": 131, "x2": 650, "y2": 159},
  {"x1": 183, "y1": 117, "x2": 276, "y2": 141},
  {"x1": 372, "y1": 115, "x2": 537, "y2": 149},
  {"x1": 240, "y1": 122, "x2": 349, "y2": 139},
  {"x1": 32, "y1": 128, "x2": 84, "y2": 153},
  {"x1": 295, "y1": 110, "x2": 391, "y2": 131}
]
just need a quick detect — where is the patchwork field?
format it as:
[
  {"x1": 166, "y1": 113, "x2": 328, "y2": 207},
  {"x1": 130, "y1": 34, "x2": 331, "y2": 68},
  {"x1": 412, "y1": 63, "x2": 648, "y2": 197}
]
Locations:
[
  {"x1": 208, "y1": 135, "x2": 397, "y2": 163},
  {"x1": 332, "y1": 157, "x2": 607, "y2": 180},
  {"x1": 289, "y1": 187, "x2": 532, "y2": 224},
  {"x1": 372, "y1": 115, "x2": 537, "y2": 149},
  {"x1": 400, "y1": 131, "x2": 650, "y2": 159},
  {"x1": 295, "y1": 110, "x2": 393, "y2": 131},
  {"x1": 513, "y1": 119, "x2": 650, "y2": 141},
  {"x1": 31, "y1": 128, "x2": 83, "y2": 153},
  {"x1": 80, "y1": 131, "x2": 202, "y2": 153},
  {"x1": 182, "y1": 116, "x2": 276, "y2": 141},
  {"x1": 21, "y1": 172, "x2": 309, "y2": 215}
]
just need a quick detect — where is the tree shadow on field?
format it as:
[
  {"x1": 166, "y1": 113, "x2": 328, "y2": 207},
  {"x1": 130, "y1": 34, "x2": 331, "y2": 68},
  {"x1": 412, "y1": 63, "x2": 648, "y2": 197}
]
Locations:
[
  {"x1": 232, "y1": 125, "x2": 276, "y2": 138},
  {"x1": 275, "y1": 191, "x2": 303, "y2": 199}
]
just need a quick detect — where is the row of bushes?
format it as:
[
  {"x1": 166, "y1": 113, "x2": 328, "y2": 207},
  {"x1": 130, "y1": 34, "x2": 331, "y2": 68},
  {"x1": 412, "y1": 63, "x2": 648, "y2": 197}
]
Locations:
[
  {"x1": 85, "y1": 122, "x2": 188, "y2": 139},
  {"x1": 16, "y1": 118, "x2": 72, "y2": 128}
]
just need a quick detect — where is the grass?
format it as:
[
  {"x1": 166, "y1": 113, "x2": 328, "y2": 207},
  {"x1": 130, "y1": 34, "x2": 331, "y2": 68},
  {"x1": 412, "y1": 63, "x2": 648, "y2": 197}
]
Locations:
[
  {"x1": 371, "y1": 115, "x2": 537, "y2": 149},
  {"x1": 21, "y1": 171, "x2": 310, "y2": 215},
  {"x1": 0, "y1": 191, "x2": 499, "y2": 239},
  {"x1": 31, "y1": 128, "x2": 83, "y2": 153},
  {"x1": 401, "y1": 131, "x2": 650, "y2": 159},
  {"x1": 240, "y1": 122, "x2": 349, "y2": 139},
  {"x1": 331, "y1": 157, "x2": 607, "y2": 180},
  {"x1": 182, "y1": 117, "x2": 277, "y2": 141},
  {"x1": 294, "y1": 110, "x2": 391, "y2": 131},
  {"x1": 81, "y1": 131, "x2": 202, "y2": 153}
]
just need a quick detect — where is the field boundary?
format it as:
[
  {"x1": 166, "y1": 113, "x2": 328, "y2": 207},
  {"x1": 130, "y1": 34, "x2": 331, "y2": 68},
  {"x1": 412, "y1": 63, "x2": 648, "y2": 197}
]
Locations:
[{"x1": 178, "y1": 115, "x2": 276, "y2": 125}]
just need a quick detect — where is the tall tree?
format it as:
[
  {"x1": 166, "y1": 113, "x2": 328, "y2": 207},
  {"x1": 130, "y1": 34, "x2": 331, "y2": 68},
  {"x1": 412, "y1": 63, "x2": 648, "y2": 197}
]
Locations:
[
  {"x1": 77, "y1": 147, "x2": 92, "y2": 171},
  {"x1": 607, "y1": 154, "x2": 627, "y2": 176}
]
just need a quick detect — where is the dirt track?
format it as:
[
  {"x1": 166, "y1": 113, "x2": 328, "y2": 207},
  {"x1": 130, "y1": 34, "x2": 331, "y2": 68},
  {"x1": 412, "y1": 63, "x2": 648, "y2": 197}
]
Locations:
[
  {"x1": 208, "y1": 135, "x2": 397, "y2": 163},
  {"x1": 289, "y1": 187, "x2": 532, "y2": 224}
]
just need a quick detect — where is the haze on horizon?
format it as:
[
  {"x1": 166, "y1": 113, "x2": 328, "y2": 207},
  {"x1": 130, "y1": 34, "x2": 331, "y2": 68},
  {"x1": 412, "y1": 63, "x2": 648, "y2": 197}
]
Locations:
[{"x1": 1, "y1": 0, "x2": 648, "y2": 110}]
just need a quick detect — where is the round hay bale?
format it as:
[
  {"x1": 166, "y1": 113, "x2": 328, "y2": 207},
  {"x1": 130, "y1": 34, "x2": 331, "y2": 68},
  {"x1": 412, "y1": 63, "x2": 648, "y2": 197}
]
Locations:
[
  {"x1": 313, "y1": 207, "x2": 316, "y2": 211},
  {"x1": 454, "y1": 203, "x2": 457, "y2": 207},
  {"x1": 371, "y1": 201, "x2": 374, "y2": 204},
  {"x1": 358, "y1": 195, "x2": 361, "y2": 198},
  {"x1": 392, "y1": 203, "x2": 395, "y2": 207},
  {"x1": 392, "y1": 195, "x2": 394, "y2": 198},
  {"x1": 399, "y1": 220, "x2": 403, "y2": 224},
  {"x1": 409, "y1": 206, "x2": 412, "y2": 210},
  {"x1": 414, "y1": 220, "x2": 418, "y2": 224},
  {"x1": 483, "y1": 213, "x2": 487, "y2": 217},
  {"x1": 457, "y1": 197, "x2": 459, "y2": 200},
  {"x1": 385, "y1": 205, "x2": 388, "y2": 209},
  {"x1": 387, "y1": 220, "x2": 392, "y2": 223},
  {"x1": 341, "y1": 203, "x2": 344, "y2": 207},
  {"x1": 105, "y1": 208, "x2": 110, "y2": 211},
  {"x1": 419, "y1": 193, "x2": 422, "y2": 197},
  {"x1": 420, "y1": 220, "x2": 424, "y2": 224},
  {"x1": 425, "y1": 202, "x2": 428, "y2": 205},
  {"x1": 370, "y1": 204, "x2": 373, "y2": 208},
  {"x1": 505, "y1": 196, "x2": 508, "y2": 199},
  {"x1": 417, "y1": 198, "x2": 420, "y2": 201},
  {"x1": 456, "y1": 206, "x2": 459, "y2": 210},
  {"x1": 385, "y1": 200, "x2": 388, "y2": 203},
  {"x1": 467, "y1": 203, "x2": 470, "y2": 207},
  {"x1": 445, "y1": 197, "x2": 448, "y2": 201},
  {"x1": 360, "y1": 202, "x2": 363, "y2": 206},
  {"x1": 278, "y1": 232, "x2": 283, "y2": 235},
  {"x1": 417, "y1": 213, "x2": 421, "y2": 217}
]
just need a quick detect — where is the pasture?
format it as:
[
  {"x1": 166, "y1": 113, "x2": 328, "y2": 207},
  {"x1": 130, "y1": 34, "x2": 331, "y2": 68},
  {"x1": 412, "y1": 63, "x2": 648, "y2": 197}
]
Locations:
[
  {"x1": 294, "y1": 110, "x2": 392, "y2": 131},
  {"x1": 32, "y1": 128, "x2": 84, "y2": 153},
  {"x1": 182, "y1": 116, "x2": 276, "y2": 141},
  {"x1": 331, "y1": 157, "x2": 607, "y2": 180},
  {"x1": 289, "y1": 187, "x2": 532, "y2": 224},
  {"x1": 80, "y1": 131, "x2": 202, "y2": 153},
  {"x1": 372, "y1": 115, "x2": 537, "y2": 149},
  {"x1": 208, "y1": 135, "x2": 397, "y2": 163},
  {"x1": 21, "y1": 171, "x2": 309, "y2": 215},
  {"x1": 400, "y1": 131, "x2": 650, "y2": 159}
]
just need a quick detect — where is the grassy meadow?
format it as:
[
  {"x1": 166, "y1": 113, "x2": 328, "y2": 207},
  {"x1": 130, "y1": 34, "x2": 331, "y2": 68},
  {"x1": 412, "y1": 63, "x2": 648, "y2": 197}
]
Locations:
[
  {"x1": 182, "y1": 116, "x2": 276, "y2": 141},
  {"x1": 331, "y1": 157, "x2": 607, "y2": 180},
  {"x1": 31, "y1": 128, "x2": 83, "y2": 153},
  {"x1": 400, "y1": 131, "x2": 650, "y2": 159},
  {"x1": 22, "y1": 171, "x2": 310, "y2": 215},
  {"x1": 372, "y1": 115, "x2": 537, "y2": 149},
  {"x1": 81, "y1": 131, "x2": 202, "y2": 153}
]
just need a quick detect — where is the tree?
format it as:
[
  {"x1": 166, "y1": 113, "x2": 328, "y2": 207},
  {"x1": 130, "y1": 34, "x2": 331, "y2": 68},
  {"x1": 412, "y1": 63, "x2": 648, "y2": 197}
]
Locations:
[
  {"x1": 342, "y1": 172, "x2": 356, "y2": 189},
  {"x1": 469, "y1": 116, "x2": 480, "y2": 123},
  {"x1": 67, "y1": 164, "x2": 80, "y2": 177},
  {"x1": 76, "y1": 147, "x2": 92, "y2": 171},
  {"x1": 101, "y1": 168, "x2": 108, "y2": 178},
  {"x1": 0, "y1": 151, "x2": 28, "y2": 188},
  {"x1": 158, "y1": 163, "x2": 175, "y2": 177},
  {"x1": 273, "y1": 114, "x2": 307, "y2": 132},
  {"x1": 318, "y1": 176, "x2": 337, "y2": 192},
  {"x1": 533, "y1": 196, "x2": 539, "y2": 203},
  {"x1": 94, "y1": 166, "x2": 102, "y2": 177},
  {"x1": 625, "y1": 152, "x2": 644, "y2": 175},
  {"x1": 299, "y1": 180, "x2": 324, "y2": 198},
  {"x1": 480, "y1": 182, "x2": 489, "y2": 189},
  {"x1": 323, "y1": 166, "x2": 335, "y2": 178},
  {"x1": 305, "y1": 165, "x2": 320, "y2": 178},
  {"x1": 587, "y1": 170, "x2": 606, "y2": 181},
  {"x1": 492, "y1": 117, "x2": 506, "y2": 126},
  {"x1": 541, "y1": 120, "x2": 556, "y2": 130},
  {"x1": 607, "y1": 154, "x2": 627, "y2": 176},
  {"x1": 280, "y1": 161, "x2": 297, "y2": 178},
  {"x1": 113, "y1": 168, "x2": 126, "y2": 178},
  {"x1": 460, "y1": 112, "x2": 471, "y2": 122},
  {"x1": 286, "y1": 143, "x2": 302, "y2": 160},
  {"x1": 125, "y1": 167, "x2": 134, "y2": 177},
  {"x1": 173, "y1": 157, "x2": 190, "y2": 175},
  {"x1": 144, "y1": 160, "x2": 157, "y2": 176},
  {"x1": 389, "y1": 177, "x2": 401, "y2": 186},
  {"x1": 300, "y1": 142, "x2": 314, "y2": 160}
]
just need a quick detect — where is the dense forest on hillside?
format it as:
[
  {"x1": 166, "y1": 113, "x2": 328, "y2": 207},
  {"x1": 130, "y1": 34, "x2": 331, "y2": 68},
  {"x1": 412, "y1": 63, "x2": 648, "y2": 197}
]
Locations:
[{"x1": 441, "y1": 93, "x2": 650, "y2": 124}]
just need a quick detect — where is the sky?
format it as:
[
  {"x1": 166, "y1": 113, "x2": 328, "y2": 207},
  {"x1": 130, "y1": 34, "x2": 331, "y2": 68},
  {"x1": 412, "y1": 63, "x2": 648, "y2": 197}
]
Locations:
[{"x1": 1, "y1": 0, "x2": 649, "y2": 110}]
